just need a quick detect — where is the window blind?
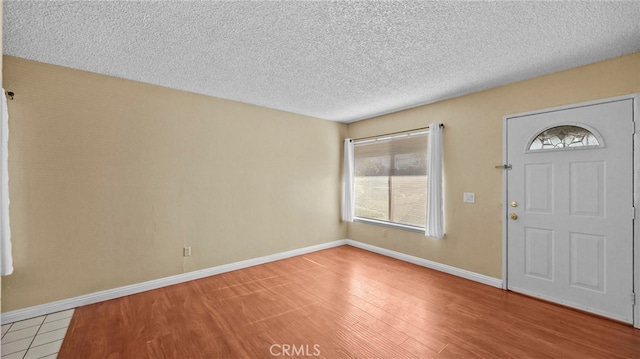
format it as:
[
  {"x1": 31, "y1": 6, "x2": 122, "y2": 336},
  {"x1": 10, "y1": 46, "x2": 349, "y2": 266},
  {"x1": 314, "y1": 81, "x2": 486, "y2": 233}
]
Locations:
[{"x1": 354, "y1": 132, "x2": 427, "y2": 228}]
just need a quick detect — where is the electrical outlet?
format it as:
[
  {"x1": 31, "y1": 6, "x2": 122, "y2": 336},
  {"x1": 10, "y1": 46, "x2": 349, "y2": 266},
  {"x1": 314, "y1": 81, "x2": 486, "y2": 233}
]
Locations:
[
  {"x1": 383, "y1": 229, "x2": 388, "y2": 237},
  {"x1": 183, "y1": 247, "x2": 192, "y2": 257}
]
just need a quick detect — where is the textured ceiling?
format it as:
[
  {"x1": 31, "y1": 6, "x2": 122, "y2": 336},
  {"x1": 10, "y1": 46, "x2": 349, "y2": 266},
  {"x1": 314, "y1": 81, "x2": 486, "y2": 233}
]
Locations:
[{"x1": 3, "y1": 1, "x2": 640, "y2": 123}]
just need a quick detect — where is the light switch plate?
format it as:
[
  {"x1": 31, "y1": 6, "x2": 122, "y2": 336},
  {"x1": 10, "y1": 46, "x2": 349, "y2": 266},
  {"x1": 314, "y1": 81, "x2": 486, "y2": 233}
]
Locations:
[{"x1": 463, "y1": 192, "x2": 475, "y2": 203}]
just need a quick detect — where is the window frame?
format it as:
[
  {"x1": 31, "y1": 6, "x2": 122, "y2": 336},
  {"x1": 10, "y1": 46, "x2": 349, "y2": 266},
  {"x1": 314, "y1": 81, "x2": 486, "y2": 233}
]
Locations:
[
  {"x1": 352, "y1": 130, "x2": 428, "y2": 232},
  {"x1": 354, "y1": 217, "x2": 425, "y2": 233}
]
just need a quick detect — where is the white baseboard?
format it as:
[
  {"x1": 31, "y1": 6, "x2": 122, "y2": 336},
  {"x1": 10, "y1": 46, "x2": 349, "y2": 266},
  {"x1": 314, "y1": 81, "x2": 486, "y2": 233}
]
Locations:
[
  {"x1": 1, "y1": 240, "x2": 347, "y2": 324},
  {"x1": 345, "y1": 239, "x2": 503, "y2": 288},
  {"x1": 2, "y1": 238, "x2": 502, "y2": 324}
]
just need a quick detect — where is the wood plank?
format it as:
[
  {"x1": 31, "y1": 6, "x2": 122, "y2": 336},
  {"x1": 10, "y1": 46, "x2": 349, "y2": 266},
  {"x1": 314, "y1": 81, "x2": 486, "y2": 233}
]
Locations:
[{"x1": 59, "y1": 246, "x2": 640, "y2": 358}]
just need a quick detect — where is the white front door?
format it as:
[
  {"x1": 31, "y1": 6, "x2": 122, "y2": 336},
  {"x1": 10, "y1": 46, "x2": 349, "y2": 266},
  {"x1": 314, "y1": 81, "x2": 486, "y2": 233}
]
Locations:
[{"x1": 506, "y1": 99, "x2": 634, "y2": 323}]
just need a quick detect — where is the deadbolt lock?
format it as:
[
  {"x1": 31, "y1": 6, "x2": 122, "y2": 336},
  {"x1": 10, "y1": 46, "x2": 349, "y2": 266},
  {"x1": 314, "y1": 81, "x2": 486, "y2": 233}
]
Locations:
[{"x1": 510, "y1": 201, "x2": 518, "y2": 207}]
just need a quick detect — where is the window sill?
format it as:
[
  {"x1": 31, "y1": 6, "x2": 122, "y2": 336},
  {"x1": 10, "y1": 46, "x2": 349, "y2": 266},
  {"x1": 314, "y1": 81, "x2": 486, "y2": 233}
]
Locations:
[{"x1": 353, "y1": 217, "x2": 425, "y2": 234}]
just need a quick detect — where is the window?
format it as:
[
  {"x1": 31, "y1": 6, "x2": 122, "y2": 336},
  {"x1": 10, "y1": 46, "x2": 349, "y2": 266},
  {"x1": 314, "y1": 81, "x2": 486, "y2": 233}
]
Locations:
[
  {"x1": 353, "y1": 132, "x2": 427, "y2": 229},
  {"x1": 528, "y1": 125, "x2": 600, "y2": 151}
]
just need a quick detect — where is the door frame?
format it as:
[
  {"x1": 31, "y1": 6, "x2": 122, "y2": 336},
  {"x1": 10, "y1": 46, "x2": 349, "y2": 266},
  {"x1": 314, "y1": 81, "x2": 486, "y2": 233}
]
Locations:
[{"x1": 502, "y1": 93, "x2": 640, "y2": 328}]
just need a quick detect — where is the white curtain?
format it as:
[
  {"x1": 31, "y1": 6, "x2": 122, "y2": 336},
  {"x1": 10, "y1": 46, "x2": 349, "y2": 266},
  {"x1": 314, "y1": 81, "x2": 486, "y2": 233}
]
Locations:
[
  {"x1": 1, "y1": 89, "x2": 13, "y2": 275},
  {"x1": 341, "y1": 139, "x2": 355, "y2": 222},
  {"x1": 425, "y1": 123, "x2": 444, "y2": 239}
]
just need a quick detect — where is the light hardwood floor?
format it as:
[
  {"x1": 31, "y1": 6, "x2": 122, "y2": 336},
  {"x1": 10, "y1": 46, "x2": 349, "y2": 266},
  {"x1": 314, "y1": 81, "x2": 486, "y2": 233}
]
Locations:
[{"x1": 59, "y1": 245, "x2": 640, "y2": 358}]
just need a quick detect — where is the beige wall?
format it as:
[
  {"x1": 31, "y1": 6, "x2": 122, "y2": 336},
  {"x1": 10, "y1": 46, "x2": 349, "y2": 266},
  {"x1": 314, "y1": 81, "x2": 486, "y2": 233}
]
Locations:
[
  {"x1": 347, "y1": 52, "x2": 640, "y2": 279},
  {"x1": 1, "y1": 0, "x2": 4, "y2": 314},
  {"x1": 1, "y1": 56, "x2": 347, "y2": 312},
  {"x1": 2, "y1": 52, "x2": 638, "y2": 313}
]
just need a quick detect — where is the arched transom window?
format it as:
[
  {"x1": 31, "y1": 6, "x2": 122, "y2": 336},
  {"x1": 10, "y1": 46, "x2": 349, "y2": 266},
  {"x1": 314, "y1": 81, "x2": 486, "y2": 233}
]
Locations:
[{"x1": 528, "y1": 125, "x2": 601, "y2": 152}]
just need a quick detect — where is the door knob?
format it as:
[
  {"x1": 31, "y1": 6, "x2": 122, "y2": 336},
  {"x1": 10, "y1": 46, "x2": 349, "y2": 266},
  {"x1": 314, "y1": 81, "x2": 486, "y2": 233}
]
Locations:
[{"x1": 509, "y1": 213, "x2": 519, "y2": 220}]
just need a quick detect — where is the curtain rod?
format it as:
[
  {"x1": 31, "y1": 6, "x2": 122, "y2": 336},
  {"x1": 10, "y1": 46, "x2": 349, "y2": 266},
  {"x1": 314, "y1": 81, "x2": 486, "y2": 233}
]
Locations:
[{"x1": 351, "y1": 124, "x2": 443, "y2": 142}]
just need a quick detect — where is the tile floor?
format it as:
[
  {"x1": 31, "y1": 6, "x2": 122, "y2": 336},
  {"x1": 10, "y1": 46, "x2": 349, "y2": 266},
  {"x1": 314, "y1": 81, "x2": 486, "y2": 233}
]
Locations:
[{"x1": 1, "y1": 309, "x2": 73, "y2": 359}]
